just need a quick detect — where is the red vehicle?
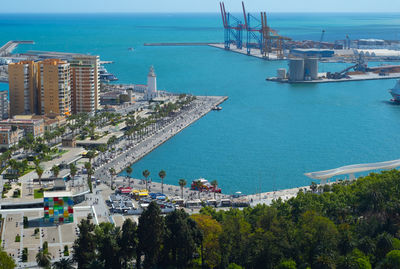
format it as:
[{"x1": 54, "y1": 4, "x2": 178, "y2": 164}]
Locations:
[{"x1": 191, "y1": 178, "x2": 221, "y2": 193}]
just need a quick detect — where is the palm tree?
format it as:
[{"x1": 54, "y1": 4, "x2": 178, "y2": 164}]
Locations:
[
  {"x1": 51, "y1": 165, "x2": 60, "y2": 178},
  {"x1": 52, "y1": 258, "x2": 74, "y2": 269},
  {"x1": 85, "y1": 162, "x2": 93, "y2": 193},
  {"x1": 109, "y1": 168, "x2": 116, "y2": 189},
  {"x1": 35, "y1": 165, "x2": 44, "y2": 186},
  {"x1": 179, "y1": 178, "x2": 187, "y2": 199},
  {"x1": 194, "y1": 180, "x2": 203, "y2": 199},
  {"x1": 36, "y1": 250, "x2": 51, "y2": 268},
  {"x1": 125, "y1": 166, "x2": 133, "y2": 187},
  {"x1": 86, "y1": 150, "x2": 96, "y2": 164},
  {"x1": 69, "y1": 163, "x2": 77, "y2": 187},
  {"x1": 211, "y1": 180, "x2": 218, "y2": 199},
  {"x1": 142, "y1": 170, "x2": 150, "y2": 191},
  {"x1": 33, "y1": 157, "x2": 40, "y2": 167},
  {"x1": 158, "y1": 170, "x2": 166, "y2": 194}
]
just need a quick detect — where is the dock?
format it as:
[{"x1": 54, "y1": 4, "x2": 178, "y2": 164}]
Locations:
[
  {"x1": 144, "y1": 42, "x2": 219, "y2": 46},
  {"x1": 0, "y1": 40, "x2": 34, "y2": 57},
  {"x1": 208, "y1": 43, "x2": 284, "y2": 60},
  {"x1": 267, "y1": 72, "x2": 400, "y2": 84}
]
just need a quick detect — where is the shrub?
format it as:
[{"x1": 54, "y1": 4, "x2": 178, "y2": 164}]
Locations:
[
  {"x1": 15, "y1": 234, "x2": 20, "y2": 242},
  {"x1": 22, "y1": 248, "x2": 28, "y2": 262},
  {"x1": 23, "y1": 216, "x2": 28, "y2": 228},
  {"x1": 64, "y1": 245, "x2": 69, "y2": 256},
  {"x1": 43, "y1": 241, "x2": 48, "y2": 254}
]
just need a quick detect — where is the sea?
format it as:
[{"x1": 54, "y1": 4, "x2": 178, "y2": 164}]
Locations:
[{"x1": 1, "y1": 13, "x2": 400, "y2": 194}]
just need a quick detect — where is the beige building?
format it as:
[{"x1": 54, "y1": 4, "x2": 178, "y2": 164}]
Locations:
[
  {"x1": 70, "y1": 55, "x2": 100, "y2": 115},
  {"x1": 0, "y1": 126, "x2": 24, "y2": 149},
  {"x1": 8, "y1": 61, "x2": 39, "y2": 116},
  {"x1": 0, "y1": 118, "x2": 44, "y2": 138},
  {"x1": 39, "y1": 59, "x2": 71, "y2": 116}
]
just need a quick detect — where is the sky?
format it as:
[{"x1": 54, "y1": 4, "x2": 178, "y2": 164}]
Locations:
[{"x1": 1, "y1": 0, "x2": 399, "y2": 13}]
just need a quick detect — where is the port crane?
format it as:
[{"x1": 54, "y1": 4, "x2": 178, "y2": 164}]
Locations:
[
  {"x1": 220, "y1": 2, "x2": 290, "y2": 58},
  {"x1": 326, "y1": 54, "x2": 367, "y2": 79},
  {"x1": 219, "y1": 2, "x2": 244, "y2": 50}
]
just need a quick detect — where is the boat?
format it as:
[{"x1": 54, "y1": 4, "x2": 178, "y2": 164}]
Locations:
[
  {"x1": 128, "y1": 47, "x2": 134, "y2": 51},
  {"x1": 389, "y1": 80, "x2": 400, "y2": 102},
  {"x1": 99, "y1": 65, "x2": 118, "y2": 83},
  {"x1": 191, "y1": 178, "x2": 221, "y2": 193},
  {"x1": 212, "y1": 106, "x2": 222, "y2": 111}
]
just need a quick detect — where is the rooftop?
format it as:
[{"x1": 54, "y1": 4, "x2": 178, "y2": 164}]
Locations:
[{"x1": 44, "y1": 190, "x2": 72, "y2": 198}]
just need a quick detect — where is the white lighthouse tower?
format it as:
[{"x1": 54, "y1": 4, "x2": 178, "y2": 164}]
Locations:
[{"x1": 146, "y1": 66, "x2": 157, "y2": 100}]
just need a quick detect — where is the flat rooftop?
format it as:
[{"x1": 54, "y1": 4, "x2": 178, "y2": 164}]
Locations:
[{"x1": 44, "y1": 191, "x2": 72, "y2": 198}]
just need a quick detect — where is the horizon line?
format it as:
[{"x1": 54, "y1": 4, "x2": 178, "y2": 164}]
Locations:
[{"x1": 1, "y1": 11, "x2": 400, "y2": 14}]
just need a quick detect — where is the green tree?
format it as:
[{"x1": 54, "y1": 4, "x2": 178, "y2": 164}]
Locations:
[
  {"x1": 86, "y1": 150, "x2": 96, "y2": 164},
  {"x1": 35, "y1": 165, "x2": 44, "y2": 186},
  {"x1": 118, "y1": 218, "x2": 138, "y2": 268},
  {"x1": 211, "y1": 180, "x2": 218, "y2": 199},
  {"x1": 0, "y1": 248, "x2": 15, "y2": 269},
  {"x1": 109, "y1": 168, "x2": 116, "y2": 189},
  {"x1": 179, "y1": 178, "x2": 186, "y2": 199},
  {"x1": 73, "y1": 219, "x2": 96, "y2": 269},
  {"x1": 95, "y1": 223, "x2": 121, "y2": 269},
  {"x1": 125, "y1": 166, "x2": 133, "y2": 188},
  {"x1": 52, "y1": 258, "x2": 74, "y2": 269},
  {"x1": 277, "y1": 259, "x2": 297, "y2": 269},
  {"x1": 137, "y1": 201, "x2": 164, "y2": 269},
  {"x1": 161, "y1": 210, "x2": 201, "y2": 268},
  {"x1": 142, "y1": 170, "x2": 150, "y2": 191},
  {"x1": 36, "y1": 249, "x2": 51, "y2": 268},
  {"x1": 192, "y1": 214, "x2": 222, "y2": 269},
  {"x1": 296, "y1": 211, "x2": 338, "y2": 268},
  {"x1": 51, "y1": 165, "x2": 60, "y2": 178},
  {"x1": 385, "y1": 250, "x2": 400, "y2": 268},
  {"x1": 158, "y1": 170, "x2": 166, "y2": 194},
  {"x1": 69, "y1": 163, "x2": 77, "y2": 187},
  {"x1": 84, "y1": 162, "x2": 93, "y2": 193}
]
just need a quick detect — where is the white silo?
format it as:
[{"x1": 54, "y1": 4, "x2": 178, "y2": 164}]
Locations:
[
  {"x1": 304, "y1": 58, "x2": 318, "y2": 80},
  {"x1": 289, "y1": 58, "x2": 305, "y2": 81},
  {"x1": 277, "y1": 68, "x2": 287, "y2": 80}
]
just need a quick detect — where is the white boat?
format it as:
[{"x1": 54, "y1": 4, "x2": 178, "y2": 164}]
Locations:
[{"x1": 389, "y1": 80, "x2": 400, "y2": 102}]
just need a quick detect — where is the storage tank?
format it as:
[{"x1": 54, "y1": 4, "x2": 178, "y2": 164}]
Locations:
[
  {"x1": 277, "y1": 68, "x2": 286, "y2": 80},
  {"x1": 289, "y1": 58, "x2": 304, "y2": 81},
  {"x1": 304, "y1": 58, "x2": 318, "y2": 80}
]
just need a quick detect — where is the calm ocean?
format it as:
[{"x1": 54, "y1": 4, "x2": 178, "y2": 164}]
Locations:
[{"x1": 1, "y1": 13, "x2": 400, "y2": 194}]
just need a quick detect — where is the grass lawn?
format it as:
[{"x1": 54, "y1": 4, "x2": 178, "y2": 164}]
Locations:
[
  {"x1": 20, "y1": 166, "x2": 35, "y2": 177},
  {"x1": 56, "y1": 149, "x2": 69, "y2": 156},
  {"x1": 34, "y1": 189, "x2": 45, "y2": 199}
]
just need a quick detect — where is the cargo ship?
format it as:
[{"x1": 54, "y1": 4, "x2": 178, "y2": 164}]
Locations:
[
  {"x1": 389, "y1": 80, "x2": 400, "y2": 102},
  {"x1": 191, "y1": 178, "x2": 221, "y2": 193}
]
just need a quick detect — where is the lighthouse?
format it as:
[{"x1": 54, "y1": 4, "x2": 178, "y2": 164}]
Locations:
[{"x1": 146, "y1": 66, "x2": 157, "y2": 100}]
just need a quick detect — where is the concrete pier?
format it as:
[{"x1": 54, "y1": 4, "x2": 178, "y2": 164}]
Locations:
[
  {"x1": 94, "y1": 95, "x2": 228, "y2": 181},
  {"x1": 208, "y1": 43, "x2": 284, "y2": 60},
  {"x1": 0, "y1": 40, "x2": 34, "y2": 56},
  {"x1": 267, "y1": 72, "x2": 400, "y2": 83}
]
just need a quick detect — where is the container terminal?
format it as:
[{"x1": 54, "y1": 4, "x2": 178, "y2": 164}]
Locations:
[{"x1": 216, "y1": 2, "x2": 400, "y2": 63}]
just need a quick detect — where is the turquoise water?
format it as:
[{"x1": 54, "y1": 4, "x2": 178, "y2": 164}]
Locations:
[{"x1": 1, "y1": 13, "x2": 400, "y2": 194}]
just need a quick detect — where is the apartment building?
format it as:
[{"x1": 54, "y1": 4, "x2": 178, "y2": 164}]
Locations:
[
  {"x1": 8, "y1": 61, "x2": 39, "y2": 116},
  {"x1": 70, "y1": 55, "x2": 100, "y2": 115}
]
